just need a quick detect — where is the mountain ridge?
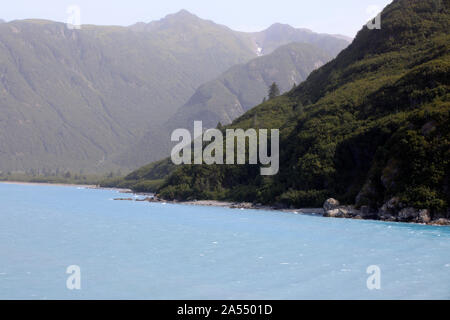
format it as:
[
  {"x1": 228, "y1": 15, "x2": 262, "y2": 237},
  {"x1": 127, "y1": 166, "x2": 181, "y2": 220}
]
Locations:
[
  {"x1": 0, "y1": 11, "x2": 350, "y2": 174},
  {"x1": 117, "y1": 0, "x2": 450, "y2": 221},
  {"x1": 0, "y1": 16, "x2": 256, "y2": 173}
]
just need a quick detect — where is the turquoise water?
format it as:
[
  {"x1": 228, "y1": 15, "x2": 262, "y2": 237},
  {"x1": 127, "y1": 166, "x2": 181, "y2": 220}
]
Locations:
[{"x1": 0, "y1": 182, "x2": 449, "y2": 299}]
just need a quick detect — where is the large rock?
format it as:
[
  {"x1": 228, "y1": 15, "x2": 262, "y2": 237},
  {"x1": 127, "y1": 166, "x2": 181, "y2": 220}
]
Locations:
[
  {"x1": 418, "y1": 209, "x2": 431, "y2": 224},
  {"x1": 322, "y1": 199, "x2": 361, "y2": 218},
  {"x1": 380, "y1": 197, "x2": 400, "y2": 213},
  {"x1": 398, "y1": 207, "x2": 420, "y2": 222},
  {"x1": 378, "y1": 197, "x2": 401, "y2": 220},
  {"x1": 338, "y1": 207, "x2": 360, "y2": 218},
  {"x1": 398, "y1": 207, "x2": 431, "y2": 223},
  {"x1": 323, "y1": 209, "x2": 341, "y2": 218},
  {"x1": 432, "y1": 218, "x2": 450, "y2": 226},
  {"x1": 323, "y1": 198, "x2": 340, "y2": 211}
]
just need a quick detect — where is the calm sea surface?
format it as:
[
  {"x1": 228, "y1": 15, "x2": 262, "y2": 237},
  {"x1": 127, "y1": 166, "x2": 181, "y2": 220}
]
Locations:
[{"x1": 0, "y1": 182, "x2": 449, "y2": 299}]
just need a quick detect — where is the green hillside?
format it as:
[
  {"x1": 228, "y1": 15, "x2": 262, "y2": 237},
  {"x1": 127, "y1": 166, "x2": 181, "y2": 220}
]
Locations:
[
  {"x1": 121, "y1": 0, "x2": 450, "y2": 219},
  {"x1": 115, "y1": 42, "x2": 333, "y2": 167}
]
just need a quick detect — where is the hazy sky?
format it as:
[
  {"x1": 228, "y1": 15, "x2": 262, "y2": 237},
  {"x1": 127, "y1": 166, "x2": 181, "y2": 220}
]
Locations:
[{"x1": 3, "y1": 0, "x2": 393, "y2": 38}]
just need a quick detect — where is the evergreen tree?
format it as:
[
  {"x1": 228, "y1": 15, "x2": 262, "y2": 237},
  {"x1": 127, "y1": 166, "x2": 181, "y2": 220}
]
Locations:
[{"x1": 268, "y1": 82, "x2": 280, "y2": 100}]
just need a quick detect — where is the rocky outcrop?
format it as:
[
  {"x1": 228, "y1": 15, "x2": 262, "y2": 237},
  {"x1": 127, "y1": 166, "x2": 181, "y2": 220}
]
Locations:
[
  {"x1": 142, "y1": 196, "x2": 164, "y2": 203},
  {"x1": 322, "y1": 197, "x2": 447, "y2": 225},
  {"x1": 418, "y1": 209, "x2": 431, "y2": 224},
  {"x1": 323, "y1": 199, "x2": 361, "y2": 219},
  {"x1": 230, "y1": 202, "x2": 254, "y2": 209},
  {"x1": 323, "y1": 198, "x2": 340, "y2": 211},
  {"x1": 398, "y1": 207, "x2": 418, "y2": 221},
  {"x1": 432, "y1": 218, "x2": 450, "y2": 226},
  {"x1": 378, "y1": 198, "x2": 433, "y2": 224},
  {"x1": 378, "y1": 197, "x2": 400, "y2": 219},
  {"x1": 397, "y1": 208, "x2": 432, "y2": 223}
]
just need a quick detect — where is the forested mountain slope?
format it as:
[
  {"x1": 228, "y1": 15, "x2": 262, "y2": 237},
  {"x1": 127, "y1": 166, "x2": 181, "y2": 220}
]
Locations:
[{"x1": 121, "y1": 0, "x2": 449, "y2": 219}]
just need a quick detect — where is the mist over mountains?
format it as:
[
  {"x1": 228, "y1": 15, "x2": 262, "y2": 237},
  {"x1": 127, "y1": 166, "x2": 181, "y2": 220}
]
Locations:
[
  {"x1": 0, "y1": 10, "x2": 349, "y2": 174},
  {"x1": 117, "y1": 42, "x2": 333, "y2": 167}
]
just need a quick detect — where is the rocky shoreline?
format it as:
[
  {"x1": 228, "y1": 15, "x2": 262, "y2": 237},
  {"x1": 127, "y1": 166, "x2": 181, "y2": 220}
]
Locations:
[
  {"x1": 114, "y1": 194, "x2": 450, "y2": 226},
  {"x1": 322, "y1": 198, "x2": 450, "y2": 226}
]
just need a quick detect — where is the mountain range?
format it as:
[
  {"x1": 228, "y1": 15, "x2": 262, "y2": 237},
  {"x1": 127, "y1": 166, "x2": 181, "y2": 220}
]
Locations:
[
  {"x1": 114, "y1": 0, "x2": 450, "y2": 219},
  {"x1": 0, "y1": 10, "x2": 349, "y2": 174}
]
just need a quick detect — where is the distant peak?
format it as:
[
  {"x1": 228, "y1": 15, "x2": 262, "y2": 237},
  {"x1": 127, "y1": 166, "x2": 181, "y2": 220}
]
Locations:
[
  {"x1": 266, "y1": 23, "x2": 296, "y2": 32},
  {"x1": 131, "y1": 9, "x2": 204, "y2": 31},
  {"x1": 166, "y1": 9, "x2": 199, "y2": 20},
  {"x1": 174, "y1": 9, "x2": 195, "y2": 16}
]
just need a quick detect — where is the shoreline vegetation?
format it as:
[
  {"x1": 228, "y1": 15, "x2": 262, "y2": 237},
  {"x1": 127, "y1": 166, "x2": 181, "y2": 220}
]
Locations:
[
  {"x1": 0, "y1": 171, "x2": 120, "y2": 187},
  {"x1": 2, "y1": 180, "x2": 449, "y2": 226}
]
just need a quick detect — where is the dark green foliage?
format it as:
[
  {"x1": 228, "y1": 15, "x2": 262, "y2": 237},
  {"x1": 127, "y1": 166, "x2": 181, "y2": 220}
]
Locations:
[
  {"x1": 129, "y1": 179, "x2": 165, "y2": 193},
  {"x1": 99, "y1": 158, "x2": 176, "y2": 192},
  {"x1": 279, "y1": 189, "x2": 330, "y2": 208}
]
